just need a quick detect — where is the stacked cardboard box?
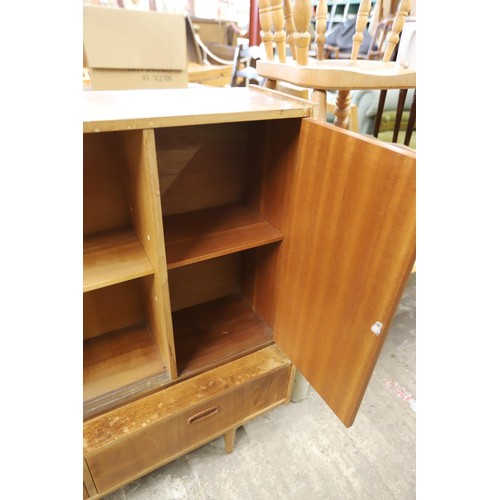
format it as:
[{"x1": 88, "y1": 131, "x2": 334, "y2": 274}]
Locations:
[{"x1": 83, "y1": 6, "x2": 187, "y2": 90}]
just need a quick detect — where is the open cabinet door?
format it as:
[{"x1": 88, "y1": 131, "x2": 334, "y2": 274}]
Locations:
[{"x1": 273, "y1": 118, "x2": 416, "y2": 427}]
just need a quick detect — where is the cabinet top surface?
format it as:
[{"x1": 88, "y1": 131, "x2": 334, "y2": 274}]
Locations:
[{"x1": 83, "y1": 86, "x2": 312, "y2": 133}]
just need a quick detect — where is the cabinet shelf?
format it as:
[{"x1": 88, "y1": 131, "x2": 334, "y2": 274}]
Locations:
[
  {"x1": 83, "y1": 323, "x2": 169, "y2": 408},
  {"x1": 173, "y1": 293, "x2": 274, "y2": 377},
  {"x1": 164, "y1": 204, "x2": 283, "y2": 270},
  {"x1": 83, "y1": 227, "x2": 154, "y2": 292}
]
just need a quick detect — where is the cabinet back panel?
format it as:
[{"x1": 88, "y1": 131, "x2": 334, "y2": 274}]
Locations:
[
  {"x1": 172, "y1": 293, "x2": 274, "y2": 377},
  {"x1": 84, "y1": 133, "x2": 131, "y2": 235},
  {"x1": 168, "y1": 254, "x2": 241, "y2": 312},
  {"x1": 83, "y1": 279, "x2": 146, "y2": 340},
  {"x1": 155, "y1": 124, "x2": 250, "y2": 216}
]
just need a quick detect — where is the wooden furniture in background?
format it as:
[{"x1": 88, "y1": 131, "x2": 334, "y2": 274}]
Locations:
[
  {"x1": 314, "y1": 0, "x2": 371, "y2": 32},
  {"x1": 324, "y1": 16, "x2": 395, "y2": 60},
  {"x1": 230, "y1": 44, "x2": 265, "y2": 87},
  {"x1": 185, "y1": 14, "x2": 234, "y2": 87},
  {"x1": 83, "y1": 85, "x2": 415, "y2": 498},
  {"x1": 190, "y1": 16, "x2": 239, "y2": 70},
  {"x1": 256, "y1": 0, "x2": 415, "y2": 127},
  {"x1": 187, "y1": 62, "x2": 233, "y2": 87}
]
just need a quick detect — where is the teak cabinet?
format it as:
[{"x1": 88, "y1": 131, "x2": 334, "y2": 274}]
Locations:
[{"x1": 83, "y1": 86, "x2": 415, "y2": 499}]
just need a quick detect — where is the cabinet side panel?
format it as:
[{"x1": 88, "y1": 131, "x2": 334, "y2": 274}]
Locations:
[
  {"x1": 247, "y1": 119, "x2": 303, "y2": 328},
  {"x1": 122, "y1": 130, "x2": 177, "y2": 378},
  {"x1": 274, "y1": 119, "x2": 416, "y2": 427}
]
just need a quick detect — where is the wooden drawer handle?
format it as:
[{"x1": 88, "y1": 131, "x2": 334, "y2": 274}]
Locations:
[{"x1": 187, "y1": 405, "x2": 220, "y2": 424}]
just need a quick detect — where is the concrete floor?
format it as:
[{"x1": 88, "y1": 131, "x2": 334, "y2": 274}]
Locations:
[{"x1": 105, "y1": 272, "x2": 416, "y2": 500}]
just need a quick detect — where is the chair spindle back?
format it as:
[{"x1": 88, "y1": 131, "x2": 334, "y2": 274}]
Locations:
[{"x1": 255, "y1": 0, "x2": 415, "y2": 133}]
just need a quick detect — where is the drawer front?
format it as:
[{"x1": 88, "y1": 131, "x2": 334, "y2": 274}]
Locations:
[{"x1": 86, "y1": 363, "x2": 291, "y2": 494}]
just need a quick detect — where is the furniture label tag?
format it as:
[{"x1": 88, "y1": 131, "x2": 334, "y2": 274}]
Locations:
[{"x1": 370, "y1": 321, "x2": 383, "y2": 336}]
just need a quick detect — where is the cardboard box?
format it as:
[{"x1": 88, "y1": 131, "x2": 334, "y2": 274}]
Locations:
[{"x1": 83, "y1": 6, "x2": 188, "y2": 90}]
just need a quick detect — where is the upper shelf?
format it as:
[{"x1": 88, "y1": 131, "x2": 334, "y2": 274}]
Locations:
[
  {"x1": 83, "y1": 86, "x2": 313, "y2": 133},
  {"x1": 164, "y1": 204, "x2": 283, "y2": 270}
]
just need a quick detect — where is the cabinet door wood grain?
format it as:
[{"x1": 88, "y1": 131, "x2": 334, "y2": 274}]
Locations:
[{"x1": 274, "y1": 118, "x2": 416, "y2": 427}]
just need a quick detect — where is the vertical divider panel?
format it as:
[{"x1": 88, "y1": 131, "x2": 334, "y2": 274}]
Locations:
[{"x1": 123, "y1": 129, "x2": 178, "y2": 379}]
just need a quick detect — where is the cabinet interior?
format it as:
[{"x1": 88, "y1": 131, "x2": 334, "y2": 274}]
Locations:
[{"x1": 83, "y1": 117, "x2": 302, "y2": 416}]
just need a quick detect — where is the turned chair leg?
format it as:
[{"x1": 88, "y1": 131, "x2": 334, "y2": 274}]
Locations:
[{"x1": 334, "y1": 90, "x2": 352, "y2": 129}]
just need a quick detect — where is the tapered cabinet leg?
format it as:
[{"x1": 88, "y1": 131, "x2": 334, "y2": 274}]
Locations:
[{"x1": 224, "y1": 427, "x2": 237, "y2": 453}]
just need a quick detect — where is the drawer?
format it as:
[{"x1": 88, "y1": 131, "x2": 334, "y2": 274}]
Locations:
[{"x1": 84, "y1": 345, "x2": 292, "y2": 497}]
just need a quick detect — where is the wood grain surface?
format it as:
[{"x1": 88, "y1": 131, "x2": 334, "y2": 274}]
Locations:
[
  {"x1": 83, "y1": 279, "x2": 146, "y2": 341},
  {"x1": 83, "y1": 228, "x2": 154, "y2": 292},
  {"x1": 83, "y1": 323, "x2": 167, "y2": 403},
  {"x1": 84, "y1": 344, "x2": 291, "y2": 454},
  {"x1": 85, "y1": 358, "x2": 291, "y2": 496},
  {"x1": 172, "y1": 293, "x2": 274, "y2": 376},
  {"x1": 164, "y1": 204, "x2": 283, "y2": 269},
  {"x1": 167, "y1": 254, "x2": 242, "y2": 312},
  {"x1": 273, "y1": 119, "x2": 416, "y2": 427}
]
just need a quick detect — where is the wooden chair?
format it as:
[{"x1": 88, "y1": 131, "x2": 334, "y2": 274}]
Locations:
[
  {"x1": 256, "y1": 0, "x2": 415, "y2": 127},
  {"x1": 370, "y1": 14, "x2": 416, "y2": 148},
  {"x1": 363, "y1": 17, "x2": 396, "y2": 60},
  {"x1": 373, "y1": 88, "x2": 416, "y2": 147},
  {"x1": 323, "y1": 16, "x2": 396, "y2": 61}
]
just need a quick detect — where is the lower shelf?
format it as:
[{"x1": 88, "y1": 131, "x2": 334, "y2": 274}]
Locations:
[
  {"x1": 173, "y1": 293, "x2": 274, "y2": 377},
  {"x1": 83, "y1": 324, "x2": 170, "y2": 418}
]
